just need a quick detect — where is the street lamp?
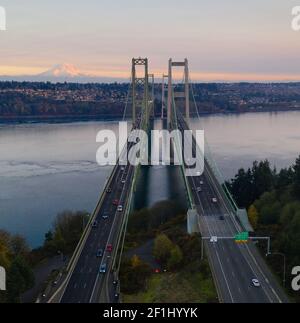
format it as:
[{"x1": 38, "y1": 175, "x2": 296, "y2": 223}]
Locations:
[{"x1": 267, "y1": 252, "x2": 286, "y2": 287}]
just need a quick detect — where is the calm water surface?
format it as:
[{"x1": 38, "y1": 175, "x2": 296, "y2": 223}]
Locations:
[{"x1": 0, "y1": 111, "x2": 299, "y2": 247}]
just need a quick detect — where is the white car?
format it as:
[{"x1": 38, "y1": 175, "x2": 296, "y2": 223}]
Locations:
[
  {"x1": 251, "y1": 278, "x2": 261, "y2": 287},
  {"x1": 117, "y1": 205, "x2": 123, "y2": 212},
  {"x1": 200, "y1": 180, "x2": 204, "y2": 185},
  {"x1": 212, "y1": 197, "x2": 217, "y2": 203}
]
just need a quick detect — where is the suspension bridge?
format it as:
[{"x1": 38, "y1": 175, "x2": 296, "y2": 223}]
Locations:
[{"x1": 45, "y1": 58, "x2": 288, "y2": 303}]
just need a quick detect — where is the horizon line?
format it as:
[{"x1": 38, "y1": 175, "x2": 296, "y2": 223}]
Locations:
[{"x1": 1, "y1": 65, "x2": 300, "y2": 83}]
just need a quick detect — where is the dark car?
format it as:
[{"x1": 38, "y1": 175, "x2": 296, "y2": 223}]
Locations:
[
  {"x1": 106, "y1": 187, "x2": 112, "y2": 193},
  {"x1": 99, "y1": 263, "x2": 107, "y2": 273},
  {"x1": 219, "y1": 215, "x2": 225, "y2": 220},
  {"x1": 102, "y1": 212, "x2": 109, "y2": 219},
  {"x1": 92, "y1": 220, "x2": 98, "y2": 228},
  {"x1": 96, "y1": 249, "x2": 103, "y2": 257}
]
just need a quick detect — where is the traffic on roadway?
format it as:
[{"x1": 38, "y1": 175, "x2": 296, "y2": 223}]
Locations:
[
  {"x1": 59, "y1": 119, "x2": 142, "y2": 303},
  {"x1": 178, "y1": 114, "x2": 289, "y2": 303}
]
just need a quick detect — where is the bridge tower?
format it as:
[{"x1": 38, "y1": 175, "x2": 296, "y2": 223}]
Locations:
[
  {"x1": 132, "y1": 58, "x2": 149, "y2": 124},
  {"x1": 161, "y1": 74, "x2": 168, "y2": 119},
  {"x1": 167, "y1": 58, "x2": 190, "y2": 126},
  {"x1": 148, "y1": 73, "x2": 155, "y2": 118}
]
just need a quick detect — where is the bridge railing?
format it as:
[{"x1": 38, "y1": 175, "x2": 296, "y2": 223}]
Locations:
[
  {"x1": 111, "y1": 108, "x2": 150, "y2": 295},
  {"x1": 171, "y1": 94, "x2": 194, "y2": 209},
  {"x1": 47, "y1": 160, "x2": 119, "y2": 302},
  {"x1": 176, "y1": 112, "x2": 248, "y2": 232}
]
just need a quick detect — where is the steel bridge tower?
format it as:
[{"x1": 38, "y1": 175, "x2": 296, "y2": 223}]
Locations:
[
  {"x1": 167, "y1": 58, "x2": 190, "y2": 126},
  {"x1": 131, "y1": 57, "x2": 149, "y2": 124}
]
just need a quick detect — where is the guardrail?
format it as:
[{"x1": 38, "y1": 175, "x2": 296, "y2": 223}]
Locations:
[
  {"x1": 176, "y1": 112, "x2": 244, "y2": 232},
  {"x1": 171, "y1": 98, "x2": 194, "y2": 209}
]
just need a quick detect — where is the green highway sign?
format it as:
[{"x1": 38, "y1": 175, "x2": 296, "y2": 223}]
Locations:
[{"x1": 235, "y1": 231, "x2": 249, "y2": 243}]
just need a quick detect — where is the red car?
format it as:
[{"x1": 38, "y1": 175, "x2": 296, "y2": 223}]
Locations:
[
  {"x1": 106, "y1": 244, "x2": 113, "y2": 252},
  {"x1": 112, "y1": 199, "x2": 119, "y2": 206}
]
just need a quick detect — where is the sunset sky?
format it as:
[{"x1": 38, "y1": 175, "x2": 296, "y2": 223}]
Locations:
[{"x1": 0, "y1": 0, "x2": 300, "y2": 81}]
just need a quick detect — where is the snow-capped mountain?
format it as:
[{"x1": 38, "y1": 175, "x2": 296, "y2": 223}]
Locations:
[
  {"x1": 38, "y1": 63, "x2": 86, "y2": 78},
  {"x1": 0, "y1": 64, "x2": 126, "y2": 83}
]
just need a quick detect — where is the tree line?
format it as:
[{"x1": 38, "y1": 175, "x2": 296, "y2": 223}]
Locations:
[
  {"x1": 227, "y1": 156, "x2": 300, "y2": 300},
  {"x1": 0, "y1": 210, "x2": 89, "y2": 303}
]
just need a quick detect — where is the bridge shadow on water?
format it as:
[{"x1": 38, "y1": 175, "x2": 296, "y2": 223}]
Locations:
[{"x1": 134, "y1": 164, "x2": 187, "y2": 211}]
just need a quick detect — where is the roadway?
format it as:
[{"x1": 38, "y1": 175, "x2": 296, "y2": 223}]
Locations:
[
  {"x1": 59, "y1": 135, "x2": 137, "y2": 303},
  {"x1": 177, "y1": 114, "x2": 289, "y2": 303}
]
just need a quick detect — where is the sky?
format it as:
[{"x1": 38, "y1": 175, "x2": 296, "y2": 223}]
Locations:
[{"x1": 0, "y1": 0, "x2": 300, "y2": 81}]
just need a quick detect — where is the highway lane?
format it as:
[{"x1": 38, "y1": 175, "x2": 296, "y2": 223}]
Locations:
[
  {"x1": 60, "y1": 164, "x2": 123, "y2": 302},
  {"x1": 92, "y1": 163, "x2": 135, "y2": 303},
  {"x1": 191, "y1": 171, "x2": 264, "y2": 302},
  {"x1": 200, "y1": 159, "x2": 288, "y2": 303},
  {"x1": 191, "y1": 172, "x2": 272, "y2": 303},
  {"x1": 177, "y1": 115, "x2": 288, "y2": 303},
  {"x1": 60, "y1": 136, "x2": 137, "y2": 303}
]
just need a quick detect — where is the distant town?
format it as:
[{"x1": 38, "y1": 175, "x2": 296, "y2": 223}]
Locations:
[{"x1": 0, "y1": 81, "x2": 300, "y2": 121}]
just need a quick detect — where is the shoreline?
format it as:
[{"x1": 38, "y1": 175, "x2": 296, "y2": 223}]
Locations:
[{"x1": 1, "y1": 108, "x2": 300, "y2": 124}]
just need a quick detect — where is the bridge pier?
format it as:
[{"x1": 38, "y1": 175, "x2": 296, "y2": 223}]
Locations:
[{"x1": 187, "y1": 209, "x2": 199, "y2": 234}]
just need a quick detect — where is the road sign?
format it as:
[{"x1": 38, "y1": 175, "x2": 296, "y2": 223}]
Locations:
[{"x1": 235, "y1": 231, "x2": 249, "y2": 243}]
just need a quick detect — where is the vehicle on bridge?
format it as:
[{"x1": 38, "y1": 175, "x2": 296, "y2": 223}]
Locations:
[
  {"x1": 117, "y1": 205, "x2": 123, "y2": 212},
  {"x1": 99, "y1": 264, "x2": 106, "y2": 273},
  {"x1": 102, "y1": 212, "x2": 109, "y2": 219},
  {"x1": 252, "y1": 278, "x2": 261, "y2": 287},
  {"x1": 96, "y1": 249, "x2": 103, "y2": 257},
  {"x1": 92, "y1": 220, "x2": 98, "y2": 228},
  {"x1": 106, "y1": 244, "x2": 113, "y2": 252}
]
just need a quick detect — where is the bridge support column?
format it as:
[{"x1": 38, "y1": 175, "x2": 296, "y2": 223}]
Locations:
[
  {"x1": 132, "y1": 59, "x2": 136, "y2": 124},
  {"x1": 161, "y1": 74, "x2": 168, "y2": 119},
  {"x1": 184, "y1": 58, "x2": 190, "y2": 124},
  {"x1": 187, "y1": 209, "x2": 199, "y2": 234},
  {"x1": 167, "y1": 59, "x2": 172, "y2": 127}
]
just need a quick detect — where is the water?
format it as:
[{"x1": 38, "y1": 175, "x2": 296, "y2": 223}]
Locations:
[
  {"x1": 0, "y1": 111, "x2": 299, "y2": 247},
  {"x1": 190, "y1": 111, "x2": 300, "y2": 179}
]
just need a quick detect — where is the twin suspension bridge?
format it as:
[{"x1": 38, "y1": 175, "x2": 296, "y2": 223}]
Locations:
[{"x1": 45, "y1": 58, "x2": 288, "y2": 304}]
